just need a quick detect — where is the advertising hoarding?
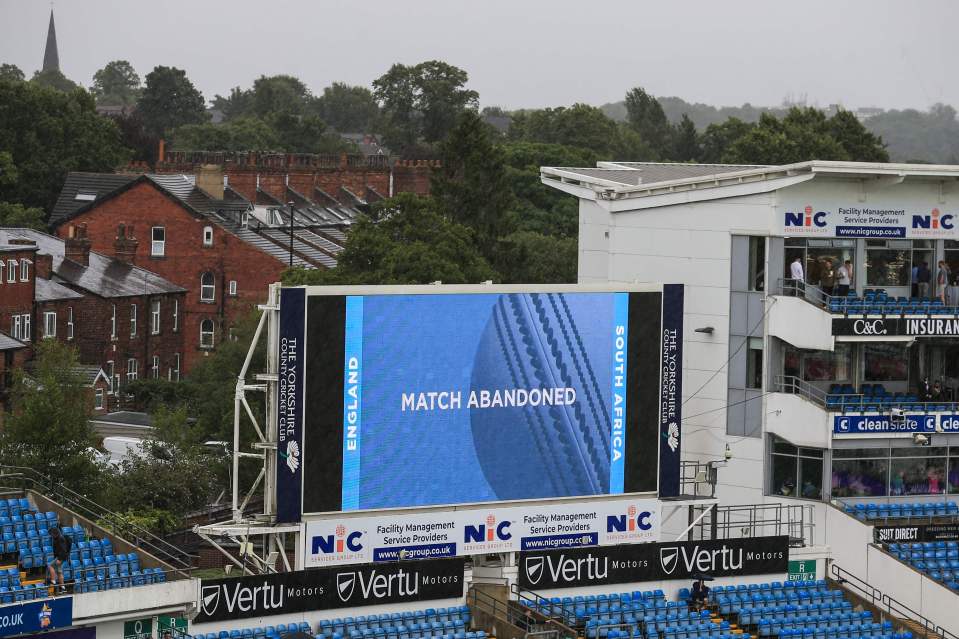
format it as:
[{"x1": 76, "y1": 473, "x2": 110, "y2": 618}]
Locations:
[
  {"x1": 303, "y1": 497, "x2": 660, "y2": 567},
  {"x1": 0, "y1": 598, "x2": 73, "y2": 637},
  {"x1": 518, "y1": 536, "x2": 789, "y2": 589},
  {"x1": 196, "y1": 558, "x2": 464, "y2": 624},
  {"x1": 874, "y1": 523, "x2": 959, "y2": 543},
  {"x1": 779, "y1": 201, "x2": 959, "y2": 240},
  {"x1": 276, "y1": 287, "x2": 306, "y2": 523},
  {"x1": 833, "y1": 318, "x2": 959, "y2": 338},
  {"x1": 296, "y1": 286, "x2": 679, "y2": 514},
  {"x1": 833, "y1": 414, "x2": 959, "y2": 435}
]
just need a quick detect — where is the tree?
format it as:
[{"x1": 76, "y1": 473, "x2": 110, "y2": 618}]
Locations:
[
  {"x1": 211, "y1": 86, "x2": 254, "y2": 121},
  {"x1": 373, "y1": 60, "x2": 479, "y2": 152},
  {"x1": 0, "y1": 202, "x2": 45, "y2": 229},
  {"x1": 864, "y1": 104, "x2": 957, "y2": 163},
  {"x1": 509, "y1": 104, "x2": 621, "y2": 156},
  {"x1": 90, "y1": 60, "x2": 141, "y2": 106},
  {"x1": 101, "y1": 407, "x2": 226, "y2": 532},
  {"x1": 249, "y1": 74, "x2": 316, "y2": 118},
  {"x1": 137, "y1": 66, "x2": 208, "y2": 138},
  {"x1": 828, "y1": 109, "x2": 889, "y2": 162},
  {"x1": 0, "y1": 341, "x2": 101, "y2": 493},
  {"x1": 0, "y1": 64, "x2": 24, "y2": 82},
  {"x1": 284, "y1": 193, "x2": 496, "y2": 286},
  {"x1": 624, "y1": 87, "x2": 672, "y2": 158},
  {"x1": 0, "y1": 80, "x2": 129, "y2": 212},
  {"x1": 671, "y1": 114, "x2": 701, "y2": 161},
  {"x1": 173, "y1": 117, "x2": 279, "y2": 152},
  {"x1": 432, "y1": 111, "x2": 515, "y2": 260},
  {"x1": 316, "y1": 82, "x2": 379, "y2": 132},
  {"x1": 722, "y1": 107, "x2": 887, "y2": 165},
  {"x1": 699, "y1": 117, "x2": 754, "y2": 164},
  {"x1": 30, "y1": 68, "x2": 80, "y2": 92},
  {"x1": 495, "y1": 231, "x2": 577, "y2": 284}
]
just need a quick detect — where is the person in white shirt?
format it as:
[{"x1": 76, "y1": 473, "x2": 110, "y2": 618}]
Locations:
[
  {"x1": 790, "y1": 256, "x2": 805, "y2": 296},
  {"x1": 836, "y1": 261, "x2": 851, "y2": 297}
]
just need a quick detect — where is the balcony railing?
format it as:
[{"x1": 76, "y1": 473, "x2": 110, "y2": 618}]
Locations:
[
  {"x1": 777, "y1": 279, "x2": 959, "y2": 316},
  {"x1": 775, "y1": 375, "x2": 959, "y2": 414}
]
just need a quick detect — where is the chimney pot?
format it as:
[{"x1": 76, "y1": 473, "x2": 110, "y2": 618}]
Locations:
[
  {"x1": 113, "y1": 222, "x2": 138, "y2": 265},
  {"x1": 64, "y1": 225, "x2": 91, "y2": 266}
]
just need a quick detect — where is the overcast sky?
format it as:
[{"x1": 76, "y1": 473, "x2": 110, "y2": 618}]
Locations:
[{"x1": 0, "y1": 0, "x2": 956, "y2": 112}]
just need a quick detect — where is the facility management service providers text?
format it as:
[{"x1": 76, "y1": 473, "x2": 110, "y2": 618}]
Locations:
[{"x1": 302, "y1": 498, "x2": 660, "y2": 568}]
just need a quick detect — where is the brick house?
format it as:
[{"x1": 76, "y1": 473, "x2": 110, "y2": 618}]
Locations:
[
  {"x1": 0, "y1": 227, "x2": 186, "y2": 411},
  {"x1": 0, "y1": 242, "x2": 34, "y2": 414}
]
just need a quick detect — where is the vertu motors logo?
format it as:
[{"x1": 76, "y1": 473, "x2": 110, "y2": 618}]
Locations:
[
  {"x1": 524, "y1": 557, "x2": 545, "y2": 585},
  {"x1": 201, "y1": 585, "x2": 221, "y2": 617},
  {"x1": 659, "y1": 547, "x2": 679, "y2": 575},
  {"x1": 336, "y1": 572, "x2": 357, "y2": 602}
]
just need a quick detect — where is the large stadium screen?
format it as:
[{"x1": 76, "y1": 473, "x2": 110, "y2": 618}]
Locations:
[{"x1": 275, "y1": 285, "x2": 684, "y2": 521}]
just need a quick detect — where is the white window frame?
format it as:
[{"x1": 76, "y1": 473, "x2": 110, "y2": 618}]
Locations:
[
  {"x1": 10, "y1": 315, "x2": 20, "y2": 340},
  {"x1": 200, "y1": 272, "x2": 215, "y2": 302},
  {"x1": 200, "y1": 319, "x2": 215, "y2": 349},
  {"x1": 6, "y1": 260, "x2": 15, "y2": 283},
  {"x1": 151, "y1": 299, "x2": 161, "y2": 334},
  {"x1": 106, "y1": 360, "x2": 116, "y2": 394},
  {"x1": 67, "y1": 307, "x2": 74, "y2": 340},
  {"x1": 0, "y1": 261, "x2": 5, "y2": 283},
  {"x1": 21, "y1": 314, "x2": 30, "y2": 341},
  {"x1": 19, "y1": 259, "x2": 30, "y2": 282},
  {"x1": 228, "y1": 280, "x2": 237, "y2": 296},
  {"x1": 170, "y1": 353, "x2": 181, "y2": 382},
  {"x1": 43, "y1": 311, "x2": 56, "y2": 338},
  {"x1": 202, "y1": 226, "x2": 214, "y2": 247},
  {"x1": 172, "y1": 299, "x2": 179, "y2": 332},
  {"x1": 151, "y1": 355, "x2": 159, "y2": 379},
  {"x1": 126, "y1": 358, "x2": 138, "y2": 382},
  {"x1": 110, "y1": 304, "x2": 117, "y2": 340},
  {"x1": 151, "y1": 226, "x2": 165, "y2": 257},
  {"x1": 130, "y1": 303, "x2": 137, "y2": 337},
  {"x1": 94, "y1": 388, "x2": 104, "y2": 411}
]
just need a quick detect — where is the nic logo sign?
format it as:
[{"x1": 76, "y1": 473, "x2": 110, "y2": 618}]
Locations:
[
  {"x1": 463, "y1": 515, "x2": 512, "y2": 551},
  {"x1": 912, "y1": 208, "x2": 955, "y2": 232},
  {"x1": 311, "y1": 524, "x2": 365, "y2": 563},
  {"x1": 784, "y1": 205, "x2": 828, "y2": 231}
]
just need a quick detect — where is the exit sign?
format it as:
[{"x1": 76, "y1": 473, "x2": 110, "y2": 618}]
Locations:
[{"x1": 788, "y1": 559, "x2": 816, "y2": 582}]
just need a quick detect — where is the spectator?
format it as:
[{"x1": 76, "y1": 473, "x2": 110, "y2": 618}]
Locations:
[
  {"x1": 820, "y1": 259, "x2": 836, "y2": 297},
  {"x1": 790, "y1": 256, "x2": 804, "y2": 296},
  {"x1": 911, "y1": 263, "x2": 920, "y2": 298},
  {"x1": 836, "y1": 260, "x2": 852, "y2": 297},
  {"x1": 690, "y1": 578, "x2": 710, "y2": 611},
  {"x1": 918, "y1": 262, "x2": 931, "y2": 299},
  {"x1": 937, "y1": 260, "x2": 951, "y2": 303},
  {"x1": 47, "y1": 526, "x2": 71, "y2": 593}
]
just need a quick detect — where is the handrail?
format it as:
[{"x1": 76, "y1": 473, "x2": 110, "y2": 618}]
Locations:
[
  {"x1": 689, "y1": 502, "x2": 814, "y2": 547},
  {"x1": 777, "y1": 375, "x2": 959, "y2": 414},
  {"x1": 775, "y1": 375, "x2": 829, "y2": 406},
  {"x1": 0, "y1": 466, "x2": 193, "y2": 574},
  {"x1": 509, "y1": 583, "x2": 578, "y2": 637},
  {"x1": 777, "y1": 278, "x2": 834, "y2": 308},
  {"x1": 830, "y1": 562, "x2": 957, "y2": 639}
]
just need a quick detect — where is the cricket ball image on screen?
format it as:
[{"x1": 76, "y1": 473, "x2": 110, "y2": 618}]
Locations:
[{"x1": 469, "y1": 293, "x2": 613, "y2": 500}]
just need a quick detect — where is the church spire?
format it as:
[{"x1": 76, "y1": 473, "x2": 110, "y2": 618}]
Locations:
[{"x1": 42, "y1": 9, "x2": 59, "y2": 73}]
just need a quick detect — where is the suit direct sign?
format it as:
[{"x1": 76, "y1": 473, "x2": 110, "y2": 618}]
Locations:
[
  {"x1": 196, "y1": 558, "x2": 464, "y2": 624},
  {"x1": 875, "y1": 524, "x2": 959, "y2": 543},
  {"x1": 832, "y1": 318, "x2": 959, "y2": 338},
  {"x1": 518, "y1": 536, "x2": 789, "y2": 590}
]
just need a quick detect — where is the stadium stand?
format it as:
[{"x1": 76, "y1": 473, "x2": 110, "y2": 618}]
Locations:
[
  {"x1": 882, "y1": 541, "x2": 959, "y2": 591},
  {"x1": 514, "y1": 581, "x2": 916, "y2": 639},
  {"x1": 827, "y1": 290, "x2": 958, "y2": 316},
  {"x1": 188, "y1": 606, "x2": 478, "y2": 639},
  {"x1": 839, "y1": 500, "x2": 959, "y2": 522},
  {"x1": 0, "y1": 493, "x2": 171, "y2": 601},
  {"x1": 823, "y1": 384, "x2": 956, "y2": 413}
]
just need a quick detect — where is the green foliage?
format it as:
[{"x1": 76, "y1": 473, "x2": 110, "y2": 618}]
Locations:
[
  {"x1": 671, "y1": 114, "x2": 701, "y2": 162},
  {"x1": 0, "y1": 341, "x2": 101, "y2": 492},
  {"x1": 0, "y1": 80, "x2": 129, "y2": 212},
  {"x1": 0, "y1": 64, "x2": 24, "y2": 82},
  {"x1": 284, "y1": 193, "x2": 496, "y2": 286},
  {"x1": 373, "y1": 60, "x2": 479, "y2": 153},
  {"x1": 137, "y1": 66, "x2": 208, "y2": 137},
  {"x1": 432, "y1": 111, "x2": 515, "y2": 258},
  {"x1": 30, "y1": 68, "x2": 80, "y2": 92},
  {"x1": 858, "y1": 105, "x2": 955, "y2": 163},
  {"x1": 624, "y1": 87, "x2": 672, "y2": 158},
  {"x1": 723, "y1": 107, "x2": 888, "y2": 164},
  {"x1": 316, "y1": 82, "x2": 379, "y2": 132},
  {"x1": 98, "y1": 508, "x2": 180, "y2": 537},
  {"x1": 699, "y1": 117, "x2": 754, "y2": 164},
  {"x1": 0, "y1": 201, "x2": 46, "y2": 229},
  {"x1": 173, "y1": 117, "x2": 280, "y2": 152},
  {"x1": 90, "y1": 60, "x2": 141, "y2": 106},
  {"x1": 101, "y1": 407, "x2": 225, "y2": 531},
  {"x1": 495, "y1": 231, "x2": 577, "y2": 284},
  {"x1": 248, "y1": 75, "x2": 315, "y2": 118}
]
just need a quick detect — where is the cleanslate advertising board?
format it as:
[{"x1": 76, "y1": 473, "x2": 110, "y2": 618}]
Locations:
[
  {"x1": 833, "y1": 414, "x2": 959, "y2": 435},
  {"x1": 294, "y1": 285, "x2": 681, "y2": 514},
  {"x1": 195, "y1": 558, "x2": 465, "y2": 624},
  {"x1": 778, "y1": 201, "x2": 959, "y2": 240},
  {"x1": 518, "y1": 536, "x2": 790, "y2": 590},
  {"x1": 302, "y1": 497, "x2": 660, "y2": 567}
]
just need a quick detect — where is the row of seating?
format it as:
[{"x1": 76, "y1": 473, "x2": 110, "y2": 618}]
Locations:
[
  {"x1": 843, "y1": 502, "x2": 959, "y2": 521},
  {"x1": 0, "y1": 498, "x2": 35, "y2": 518},
  {"x1": 828, "y1": 296, "x2": 956, "y2": 316},
  {"x1": 319, "y1": 607, "x2": 471, "y2": 635},
  {"x1": 188, "y1": 623, "x2": 489, "y2": 639},
  {"x1": 882, "y1": 542, "x2": 959, "y2": 591}
]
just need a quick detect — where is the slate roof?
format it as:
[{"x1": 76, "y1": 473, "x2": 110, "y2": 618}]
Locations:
[
  {"x1": 0, "y1": 331, "x2": 26, "y2": 352},
  {"x1": 74, "y1": 365, "x2": 108, "y2": 387},
  {"x1": 91, "y1": 411, "x2": 153, "y2": 428},
  {"x1": 49, "y1": 173, "x2": 137, "y2": 227},
  {"x1": 0, "y1": 228, "x2": 184, "y2": 298},
  {"x1": 35, "y1": 277, "x2": 84, "y2": 302}
]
